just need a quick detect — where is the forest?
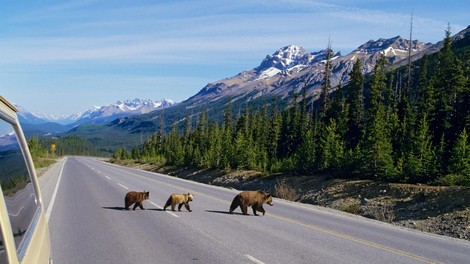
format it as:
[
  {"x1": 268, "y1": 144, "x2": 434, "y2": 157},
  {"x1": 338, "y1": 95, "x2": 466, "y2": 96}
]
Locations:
[
  {"x1": 111, "y1": 30, "x2": 467, "y2": 186},
  {"x1": 28, "y1": 135, "x2": 101, "y2": 168}
]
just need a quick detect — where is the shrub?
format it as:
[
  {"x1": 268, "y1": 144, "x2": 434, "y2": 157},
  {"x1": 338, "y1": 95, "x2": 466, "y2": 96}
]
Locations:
[{"x1": 274, "y1": 179, "x2": 300, "y2": 201}]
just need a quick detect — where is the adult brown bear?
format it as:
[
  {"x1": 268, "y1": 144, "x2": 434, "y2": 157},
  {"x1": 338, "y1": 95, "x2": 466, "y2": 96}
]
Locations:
[
  {"x1": 124, "y1": 191, "x2": 149, "y2": 210},
  {"x1": 229, "y1": 190, "x2": 273, "y2": 216},
  {"x1": 164, "y1": 193, "x2": 194, "y2": 212}
]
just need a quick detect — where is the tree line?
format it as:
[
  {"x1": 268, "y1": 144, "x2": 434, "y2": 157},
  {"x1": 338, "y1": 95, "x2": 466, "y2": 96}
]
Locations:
[
  {"x1": 28, "y1": 135, "x2": 102, "y2": 167},
  {"x1": 115, "y1": 30, "x2": 470, "y2": 186}
]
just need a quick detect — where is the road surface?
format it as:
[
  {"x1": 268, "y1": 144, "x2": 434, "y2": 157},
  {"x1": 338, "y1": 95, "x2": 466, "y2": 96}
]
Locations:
[{"x1": 38, "y1": 157, "x2": 470, "y2": 264}]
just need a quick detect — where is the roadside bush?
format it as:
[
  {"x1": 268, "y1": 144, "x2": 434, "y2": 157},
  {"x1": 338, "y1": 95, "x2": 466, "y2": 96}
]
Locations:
[
  {"x1": 434, "y1": 174, "x2": 470, "y2": 186},
  {"x1": 338, "y1": 201, "x2": 361, "y2": 214},
  {"x1": 274, "y1": 179, "x2": 300, "y2": 201}
]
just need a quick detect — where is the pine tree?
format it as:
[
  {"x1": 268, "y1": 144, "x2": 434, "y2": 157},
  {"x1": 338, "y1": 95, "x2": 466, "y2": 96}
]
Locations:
[
  {"x1": 319, "y1": 119, "x2": 345, "y2": 171},
  {"x1": 430, "y1": 26, "x2": 463, "y2": 152},
  {"x1": 415, "y1": 56, "x2": 434, "y2": 119},
  {"x1": 448, "y1": 128, "x2": 470, "y2": 183},
  {"x1": 405, "y1": 114, "x2": 436, "y2": 182},
  {"x1": 221, "y1": 101, "x2": 234, "y2": 169},
  {"x1": 346, "y1": 58, "x2": 365, "y2": 149},
  {"x1": 361, "y1": 55, "x2": 397, "y2": 180},
  {"x1": 320, "y1": 42, "x2": 333, "y2": 120},
  {"x1": 267, "y1": 98, "x2": 282, "y2": 168}
]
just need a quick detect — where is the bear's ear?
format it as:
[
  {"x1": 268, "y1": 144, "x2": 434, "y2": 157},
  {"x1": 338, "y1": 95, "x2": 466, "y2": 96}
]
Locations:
[{"x1": 266, "y1": 194, "x2": 271, "y2": 198}]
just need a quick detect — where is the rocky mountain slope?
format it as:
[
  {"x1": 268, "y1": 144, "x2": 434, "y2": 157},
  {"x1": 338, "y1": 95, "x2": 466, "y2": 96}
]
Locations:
[{"x1": 185, "y1": 36, "x2": 431, "y2": 107}]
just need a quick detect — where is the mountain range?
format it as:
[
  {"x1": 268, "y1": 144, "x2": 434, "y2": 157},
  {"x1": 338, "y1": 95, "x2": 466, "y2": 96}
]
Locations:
[
  {"x1": 18, "y1": 25, "x2": 470, "y2": 152},
  {"x1": 184, "y1": 36, "x2": 430, "y2": 107},
  {"x1": 17, "y1": 98, "x2": 175, "y2": 135}
]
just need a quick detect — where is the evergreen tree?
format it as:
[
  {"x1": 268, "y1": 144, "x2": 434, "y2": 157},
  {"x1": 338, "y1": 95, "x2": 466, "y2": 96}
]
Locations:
[
  {"x1": 267, "y1": 98, "x2": 282, "y2": 167},
  {"x1": 346, "y1": 58, "x2": 365, "y2": 149},
  {"x1": 319, "y1": 119, "x2": 345, "y2": 171},
  {"x1": 415, "y1": 56, "x2": 434, "y2": 119},
  {"x1": 361, "y1": 55, "x2": 397, "y2": 180},
  {"x1": 221, "y1": 101, "x2": 234, "y2": 169},
  {"x1": 320, "y1": 43, "x2": 333, "y2": 120},
  {"x1": 448, "y1": 128, "x2": 470, "y2": 183},
  {"x1": 164, "y1": 123, "x2": 184, "y2": 166},
  {"x1": 405, "y1": 114, "x2": 436, "y2": 182},
  {"x1": 430, "y1": 26, "x2": 464, "y2": 153}
]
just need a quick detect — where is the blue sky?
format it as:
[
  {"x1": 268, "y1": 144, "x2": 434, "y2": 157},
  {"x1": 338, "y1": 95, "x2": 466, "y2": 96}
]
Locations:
[{"x1": 0, "y1": 0, "x2": 468, "y2": 116}]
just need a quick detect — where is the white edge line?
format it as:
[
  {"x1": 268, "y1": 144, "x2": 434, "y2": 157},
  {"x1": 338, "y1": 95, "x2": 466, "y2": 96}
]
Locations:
[
  {"x1": 148, "y1": 201, "x2": 179, "y2": 218},
  {"x1": 9, "y1": 206, "x2": 24, "y2": 217},
  {"x1": 117, "y1": 183, "x2": 129, "y2": 190},
  {"x1": 105, "y1": 176, "x2": 111, "y2": 180},
  {"x1": 45, "y1": 158, "x2": 66, "y2": 220},
  {"x1": 244, "y1": 255, "x2": 265, "y2": 264}
]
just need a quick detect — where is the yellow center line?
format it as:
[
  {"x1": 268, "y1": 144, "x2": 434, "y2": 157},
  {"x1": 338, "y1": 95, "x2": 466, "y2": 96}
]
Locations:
[
  {"x1": 266, "y1": 213, "x2": 441, "y2": 264},
  {"x1": 105, "y1": 162, "x2": 442, "y2": 264}
]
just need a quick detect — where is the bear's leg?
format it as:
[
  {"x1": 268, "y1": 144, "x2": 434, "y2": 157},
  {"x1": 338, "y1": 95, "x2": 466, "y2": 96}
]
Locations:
[
  {"x1": 229, "y1": 196, "x2": 240, "y2": 214},
  {"x1": 258, "y1": 205, "x2": 266, "y2": 216},
  {"x1": 184, "y1": 203, "x2": 192, "y2": 212},
  {"x1": 252, "y1": 205, "x2": 258, "y2": 216},
  {"x1": 138, "y1": 202, "x2": 145, "y2": 210},
  {"x1": 133, "y1": 202, "x2": 139, "y2": 210},
  {"x1": 125, "y1": 197, "x2": 131, "y2": 210},
  {"x1": 171, "y1": 203, "x2": 176, "y2": 211},
  {"x1": 178, "y1": 203, "x2": 183, "y2": 211},
  {"x1": 163, "y1": 200, "x2": 170, "y2": 211},
  {"x1": 241, "y1": 204, "x2": 248, "y2": 215}
]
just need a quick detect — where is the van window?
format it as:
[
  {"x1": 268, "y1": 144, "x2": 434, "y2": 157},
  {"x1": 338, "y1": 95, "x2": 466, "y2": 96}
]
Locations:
[{"x1": 0, "y1": 114, "x2": 40, "y2": 262}]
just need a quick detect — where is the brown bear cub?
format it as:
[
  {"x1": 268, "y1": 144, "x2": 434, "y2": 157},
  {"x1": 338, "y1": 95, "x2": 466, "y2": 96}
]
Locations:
[
  {"x1": 124, "y1": 191, "x2": 150, "y2": 210},
  {"x1": 164, "y1": 193, "x2": 194, "y2": 212},
  {"x1": 229, "y1": 190, "x2": 273, "y2": 216}
]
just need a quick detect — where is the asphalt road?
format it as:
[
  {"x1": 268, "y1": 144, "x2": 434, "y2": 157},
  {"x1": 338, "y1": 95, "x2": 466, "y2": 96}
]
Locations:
[{"x1": 39, "y1": 157, "x2": 470, "y2": 264}]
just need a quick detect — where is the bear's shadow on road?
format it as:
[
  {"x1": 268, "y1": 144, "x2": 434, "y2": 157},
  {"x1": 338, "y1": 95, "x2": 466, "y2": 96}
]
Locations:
[
  {"x1": 205, "y1": 210, "x2": 245, "y2": 215},
  {"x1": 101, "y1": 206, "x2": 127, "y2": 211},
  {"x1": 101, "y1": 206, "x2": 166, "y2": 212}
]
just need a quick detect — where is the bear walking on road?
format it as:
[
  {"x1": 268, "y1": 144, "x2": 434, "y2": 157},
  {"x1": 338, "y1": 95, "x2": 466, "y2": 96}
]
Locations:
[
  {"x1": 164, "y1": 193, "x2": 194, "y2": 212},
  {"x1": 229, "y1": 190, "x2": 273, "y2": 216},
  {"x1": 124, "y1": 191, "x2": 150, "y2": 210}
]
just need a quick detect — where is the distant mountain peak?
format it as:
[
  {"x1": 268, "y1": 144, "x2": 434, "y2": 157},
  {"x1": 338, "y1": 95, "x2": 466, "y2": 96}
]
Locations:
[
  {"x1": 353, "y1": 35, "x2": 427, "y2": 55},
  {"x1": 78, "y1": 98, "x2": 176, "y2": 123},
  {"x1": 258, "y1": 44, "x2": 308, "y2": 71},
  {"x1": 16, "y1": 98, "x2": 176, "y2": 128},
  {"x1": 255, "y1": 44, "x2": 342, "y2": 80},
  {"x1": 188, "y1": 34, "x2": 435, "y2": 105}
]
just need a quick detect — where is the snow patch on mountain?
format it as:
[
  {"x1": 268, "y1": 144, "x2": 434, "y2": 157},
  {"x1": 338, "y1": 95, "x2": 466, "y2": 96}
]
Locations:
[
  {"x1": 73, "y1": 98, "x2": 176, "y2": 124},
  {"x1": 16, "y1": 98, "x2": 176, "y2": 126},
  {"x1": 255, "y1": 45, "x2": 340, "y2": 80}
]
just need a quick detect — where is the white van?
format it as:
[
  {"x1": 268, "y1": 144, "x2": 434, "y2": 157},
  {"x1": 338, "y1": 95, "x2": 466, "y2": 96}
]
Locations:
[{"x1": 0, "y1": 96, "x2": 52, "y2": 263}]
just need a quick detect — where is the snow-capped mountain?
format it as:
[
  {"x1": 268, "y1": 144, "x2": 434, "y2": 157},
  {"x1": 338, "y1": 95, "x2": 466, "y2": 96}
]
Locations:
[
  {"x1": 0, "y1": 132, "x2": 18, "y2": 151},
  {"x1": 15, "y1": 98, "x2": 176, "y2": 136},
  {"x1": 256, "y1": 45, "x2": 341, "y2": 79},
  {"x1": 186, "y1": 36, "x2": 431, "y2": 106},
  {"x1": 75, "y1": 98, "x2": 175, "y2": 125}
]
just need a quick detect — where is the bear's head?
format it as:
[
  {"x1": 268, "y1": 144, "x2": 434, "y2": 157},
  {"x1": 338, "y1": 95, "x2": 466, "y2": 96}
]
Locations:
[
  {"x1": 186, "y1": 193, "x2": 194, "y2": 201},
  {"x1": 142, "y1": 191, "x2": 150, "y2": 200},
  {"x1": 265, "y1": 194, "x2": 273, "y2": 206}
]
